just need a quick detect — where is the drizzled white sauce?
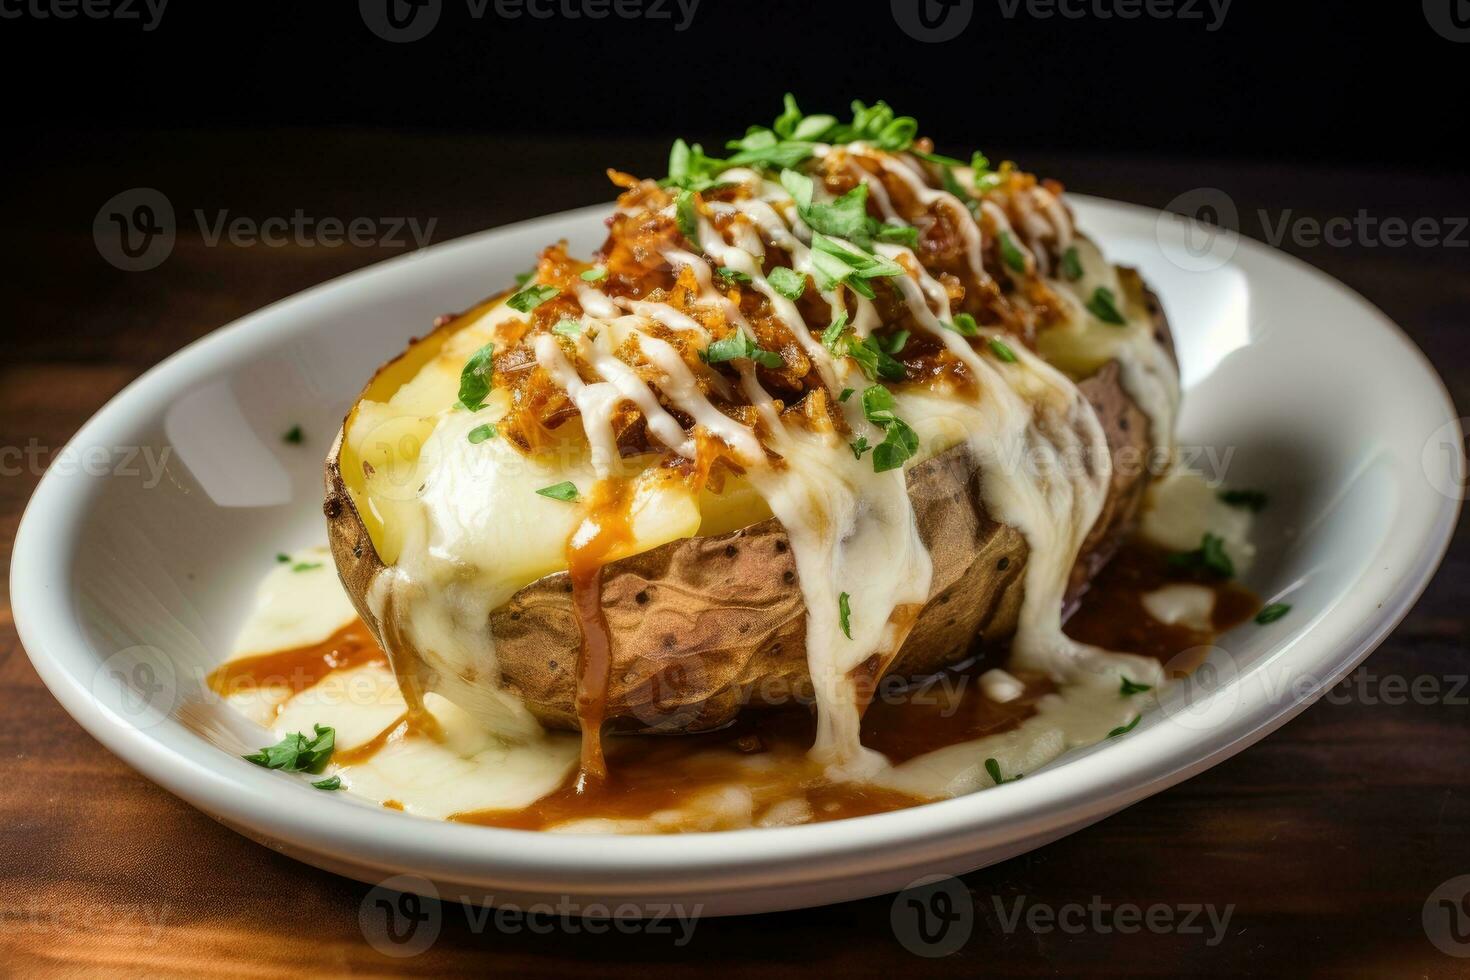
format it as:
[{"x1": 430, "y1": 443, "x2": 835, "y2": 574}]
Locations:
[{"x1": 344, "y1": 139, "x2": 1186, "y2": 807}]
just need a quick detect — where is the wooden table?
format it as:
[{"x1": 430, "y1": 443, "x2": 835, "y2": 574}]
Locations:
[{"x1": 3, "y1": 132, "x2": 1467, "y2": 977}]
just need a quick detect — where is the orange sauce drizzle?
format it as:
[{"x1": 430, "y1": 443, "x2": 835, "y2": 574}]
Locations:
[
  {"x1": 206, "y1": 621, "x2": 386, "y2": 700},
  {"x1": 564, "y1": 477, "x2": 636, "y2": 793},
  {"x1": 217, "y1": 540, "x2": 1260, "y2": 831}
]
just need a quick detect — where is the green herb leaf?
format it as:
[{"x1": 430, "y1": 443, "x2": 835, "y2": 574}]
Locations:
[
  {"x1": 940, "y1": 167, "x2": 981, "y2": 217},
  {"x1": 467, "y1": 423, "x2": 497, "y2": 444},
  {"x1": 1061, "y1": 246, "x2": 1084, "y2": 282},
  {"x1": 514, "y1": 268, "x2": 536, "y2": 286},
  {"x1": 767, "y1": 265, "x2": 807, "y2": 300},
  {"x1": 312, "y1": 775, "x2": 342, "y2": 791},
  {"x1": 838, "y1": 387, "x2": 854, "y2": 402},
  {"x1": 282, "y1": 425, "x2": 304, "y2": 445},
  {"x1": 872, "y1": 222, "x2": 919, "y2": 247},
  {"x1": 984, "y1": 757, "x2": 1022, "y2": 784},
  {"x1": 987, "y1": 337, "x2": 1018, "y2": 363},
  {"x1": 872, "y1": 419, "x2": 919, "y2": 472},
  {"x1": 457, "y1": 342, "x2": 495, "y2": 412},
  {"x1": 1219, "y1": 489, "x2": 1268, "y2": 512},
  {"x1": 663, "y1": 138, "x2": 728, "y2": 192},
  {"x1": 838, "y1": 591, "x2": 853, "y2": 639},
  {"x1": 675, "y1": 189, "x2": 701, "y2": 244},
  {"x1": 275, "y1": 553, "x2": 290, "y2": 564},
  {"x1": 912, "y1": 148, "x2": 966, "y2": 167},
  {"x1": 1168, "y1": 532, "x2": 1236, "y2": 579},
  {"x1": 971, "y1": 151, "x2": 999, "y2": 190},
  {"x1": 1086, "y1": 286, "x2": 1126, "y2": 325},
  {"x1": 244, "y1": 724, "x2": 335, "y2": 774},
  {"x1": 849, "y1": 436, "x2": 870, "y2": 460},
  {"x1": 536, "y1": 481, "x2": 580, "y2": 503},
  {"x1": 881, "y1": 329, "x2": 910, "y2": 355},
  {"x1": 1120, "y1": 677, "x2": 1153, "y2": 696},
  {"x1": 998, "y1": 230, "x2": 1028, "y2": 273},
  {"x1": 945, "y1": 312, "x2": 980, "y2": 337},
  {"x1": 552, "y1": 318, "x2": 581, "y2": 337},
  {"x1": 717, "y1": 266, "x2": 753, "y2": 284},
  {"x1": 810, "y1": 233, "x2": 904, "y2": 297},
  {"x1": 703, "y1": 331, "x2": 784, "y2": 369},
  {"x1": 1255, "y1": 602, "x2": 1292, "y2": 625},
  {"x1": 508, "y1": 283, "x2": 559, "y2": 314},
  {"x1": 802, "y1": 184, "x2": 872, "y2": 246},
  {"x1": 291, "y1": 562, "x2": 322, "y2": 573},
  {"x1": 580, "y1": 266, "x2": 607, "y2": 282},
  {"x1": 844, "y1": 335, "x2": 905, "y2": 382},
  {"x1": 1108, "y1": 715, "x2": 1141, "y2": 739}
]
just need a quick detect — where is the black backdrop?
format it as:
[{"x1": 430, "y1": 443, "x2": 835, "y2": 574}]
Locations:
[{"x1": 3, "y1": 0, "x2": 1465, "y2": 172}]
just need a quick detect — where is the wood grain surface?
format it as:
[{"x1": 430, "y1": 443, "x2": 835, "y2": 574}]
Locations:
[{"x1": 2, "y1": 132, "x2": 1467, "y2": 977}]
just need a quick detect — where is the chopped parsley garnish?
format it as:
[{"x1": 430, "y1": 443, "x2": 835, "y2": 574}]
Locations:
[
  {"x1": 862, "y1": 384, "x2": 920, "y2": 473},
  {"x1": 508, "y1": 283, "x2": 559, "y2": 314},
  {"x1": 1255, "y1": 603, "x2": 1292, "y2": 625},
  {"x1": 911, "y1": 148, "x2": 966, "y2": 167},
  {"x1": 767, "y1": 266, "x2": 807, "y2": 300},
  {"x1": 838, "y1": 591, "x2": 853, "y2": 639},
  {"x1": 514, "y1": 268, "x2": 536, "y2": 286},
  {"x1": 244, "y1": 724, "x2": 335, "y2": 773},
  {"x1": 844, "y1": 334, "x2": 906, "y2": 382},
  {"x1": 275, "y1": 553, "x2": 290, "y2": 564},
  {"x1": 984, "y1": 758, "x2": 1022, "y2": 784},
  {"x1": 282, "y1": 425, "x2": 304, "y2": 445},
  {"x1": 703, "y1": 331, "x2": 784, "y2": 369},
  {"x1": 1061, "y1": 246, "x2": 1084, "y2": 281},
  {"x1": 467, "y1": 423, "x2": 497, "y2": 444},
  {"x1": 838, "y1": 387, "x2": 854, "y2": 402},
  {"x1": 552, "y1": 318, "x2": 581, "y2": 337},
  {"x1": 1169, "y1": 532, "x2": 1235, "y2": 579},
  {"x1": 1108, "y1": 715, "x2": 1141, "y2": 739},
  {"x1": 849, "y1": 436, "x2": 870, "y2": 459},
  {"x1": 821, "y1": 312, "x2": 850, "y2": 352},
  {"x1": 536, "y1": 482, "x2": 579, "y2": 503},
  {"x1": 997, "y1": 230, "x2": 1028, "y2": 273},
  {"x1": 291, "y1": 562, "x2": 322, "y2": 573},
  {"x1": 717, "y1": 266, "x2": 752, "y2": 284},
  {"x1": 809, "y1": 233, "x2": 904, "y2": 299},
  {"x1": 971, "y1": 151, "x2": 1004, "y2": 192},
  {"x1": 312, "y1": 775, "x2": 342, "y2": 791},
  {"x1": 675, "y1": 189, "x2": 701, "y2": 244},
  {"x1": 939, "y1": 166, "x2": 981, "y2": 217},
  {"x1": 872, "y1": 222, "x2": 919, "y2": 247},
  {"x1": 580, "y1": 266, "x2": 607, "y2": 282},
  {"x1": 881, "y1": 329, "x2": 910, "y2": 355},
  {"x1": 457, "y1": 342, "x2": 495, "y2": 412},
  {"x1": 1120, "y1": 677, "x2": 1153, "y2": 696},
  {"x1": 987, "y1": 337, "x2": 1018, "y2": 363},
  {"x1": 663, "y1": 138, "x2": 729, "y2": 192},
  {"x1": 1219, "y1": 488, "x2": 1268, "y2": 512},
  {"x1": 1086, "y1": 286, "x2": 1126, "y2": 325},
  {"x1": 945, "y1": 312, "x2": 981, "y2": 337}
]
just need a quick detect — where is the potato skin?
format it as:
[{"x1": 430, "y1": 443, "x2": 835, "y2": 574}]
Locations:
[{"x1": 326, "y1": 288, "x2": 1172, "y2": 735}]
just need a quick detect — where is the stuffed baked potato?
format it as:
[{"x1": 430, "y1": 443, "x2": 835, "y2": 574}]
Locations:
[{"x1": 323, "y1": 98, "x2": 1180, "y2": 781}]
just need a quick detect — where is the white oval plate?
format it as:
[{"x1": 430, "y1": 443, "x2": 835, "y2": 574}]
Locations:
[{"x1": 12, "y1": 197, "x2": 1462, "y2": 916}]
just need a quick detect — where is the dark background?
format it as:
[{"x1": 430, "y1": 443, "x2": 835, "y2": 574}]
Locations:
[
  {"x1": 3, "y1": 0, "x2": 1464, "y2": 171},
  {"x1": 3, "y1": 3, "x2": 1470, "y2": 976}
]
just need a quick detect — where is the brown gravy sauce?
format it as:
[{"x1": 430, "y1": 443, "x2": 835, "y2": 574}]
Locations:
[{"x1": 222, "y1": 541, "x2": 1258, "y2": 830}]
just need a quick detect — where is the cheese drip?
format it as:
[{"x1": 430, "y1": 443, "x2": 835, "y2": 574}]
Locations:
[{"x1": 355, "y1": 138, "x2": 1179, "y2": 783}]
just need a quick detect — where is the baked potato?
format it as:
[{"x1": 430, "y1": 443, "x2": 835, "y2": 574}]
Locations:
[{"x1": 322, "y1": 99, "x2": 1180, "y2": 772}]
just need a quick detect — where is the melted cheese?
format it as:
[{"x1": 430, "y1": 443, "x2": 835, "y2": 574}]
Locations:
[{"x1": 336, "y1": 140, "x2": 1183, "y2": 796}]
